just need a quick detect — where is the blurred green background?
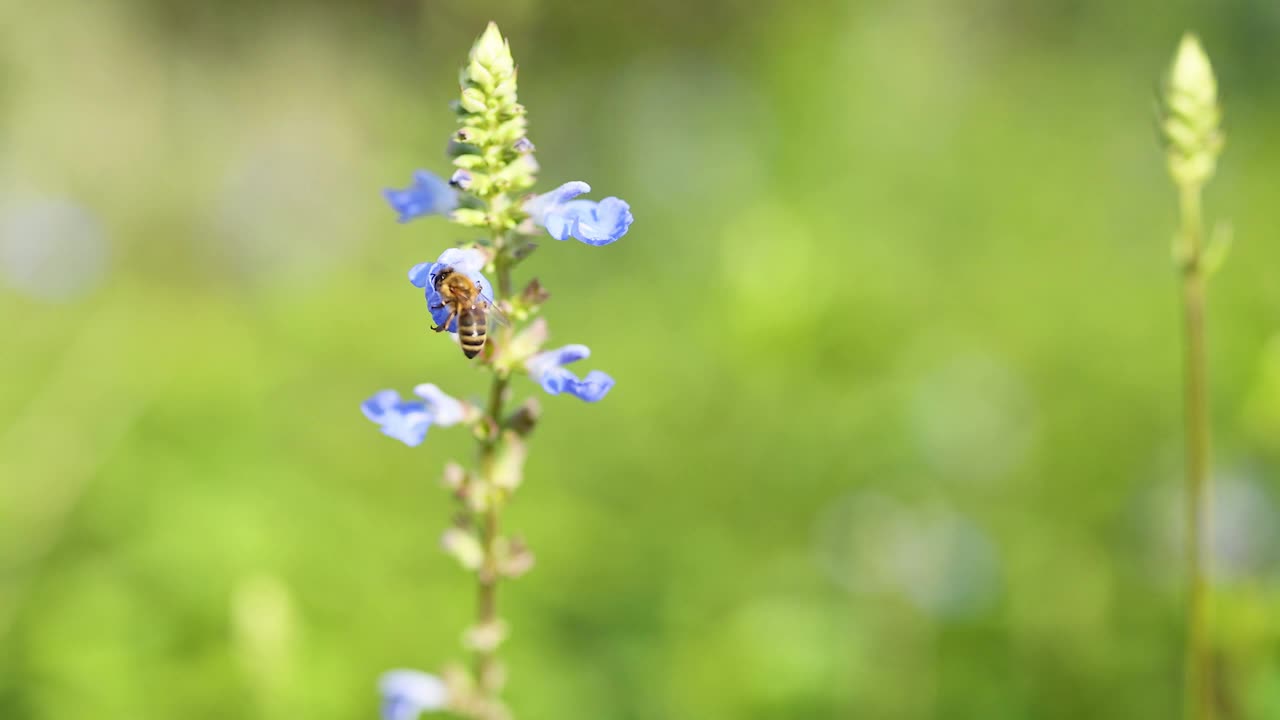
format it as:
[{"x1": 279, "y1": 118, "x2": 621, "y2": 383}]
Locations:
[{"x1": 2, "y1": 0, "x2": 1280, "y2": 718}]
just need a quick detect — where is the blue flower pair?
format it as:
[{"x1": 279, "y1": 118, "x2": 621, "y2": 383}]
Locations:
[
  {"x1": 383, "y1": 171, "x2": 633, "y2": 246},
  {"x1": 361, "y1": 384, "x2": 468, "y2": 447},
  {"x1": 525, "y1": 344, "x2": 615, "y2": 403},
  {"x1": 523, "y1": 181, "x2": 633, "y2": 247}
]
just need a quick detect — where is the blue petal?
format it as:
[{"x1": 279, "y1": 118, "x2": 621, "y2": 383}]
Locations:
[
  {"x1": 525, "y1": 345, "x2": 613, "y2": 402},
  {"x1": 434, "y1": 247, "x2": 487, "y2": 275},
  {"x1": 529, "y1": 182, "x2": 632, "y2": 246},
  {"x1": 408, "y1": 262, "x2": 433, "y2": 288},
  {"x1": 378, "y1": 670, "x2": 448, "y2": 720},
  {"x1": 543, "y1": 200, "x2": 596, "y2": 242},
  {"x1": 526, "y1": 181, "x2": 590, "y2": 226},
  {"x1": 526, "y1": 344, "x2": 589, "y2": 385},
  {"x1": 383, "y1": 170, "x2": 458, "y2": 223},
  {"x1": 361, "y1": 389, "x2": 401, "y2": 422},
  {"x1": 425, "y1": 285, "x2": 453, "y2": 330},
  {"x1": 413, "y1": 384, "x2": 467, "y2": 426},
  {"x1": 381, "y1": 696, "x2": 417, "y2": 720},
  {"x1": 382, "y1": 402, "x2": 431, "y2": 446},
  {"x1": 542, "y1": 210, "x2": 577, "y2": 241},
  {"x1": 566, "y1": 370, "x2": 615, "y2": 402},
  {"x1": 534, "y1": 366, "x2": 577, "y2": 395},
  {"x1": 573, "y1": 196, "x2": 633, "y2": 246},
  {"x1": 362, "y1": 391, "x2": 432, "y2": 446},
  {"x1": 546, "y1": 344, "x2": 591, "y2": 367}
]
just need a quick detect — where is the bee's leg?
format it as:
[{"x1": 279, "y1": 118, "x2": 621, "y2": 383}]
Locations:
[{"x1": 432, "y1": 307, "x2": 457, "y2": 333}]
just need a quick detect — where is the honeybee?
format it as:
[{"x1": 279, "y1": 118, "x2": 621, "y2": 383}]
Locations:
[{"x1": 430, "y1": 266, "x2": 499, "y2": 359}]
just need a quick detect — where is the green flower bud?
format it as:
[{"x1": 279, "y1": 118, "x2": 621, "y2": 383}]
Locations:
[
  {"x1": 449, "y1": 22, "x2": 533, "y2": 216},
  {"x1": 463, "y1": 619, "x2": 508, "y2": 652},
  {"x1": 442, "y1": 528, "x2": 484, "y2": 571},
  {"x1": 1163, "y1": 34, "x2": 1223, "y2": 189},
  {"x1": 491, "y1": 118, "x2": 527, "y2": 146},
  {"x1": 466, "y1": 58, "x2": 495, "y2": 90},
  {"x1": 460, "y1": 87, "x2": 488, "y2": 114},
  {"x1": 450, "y1": 208, "x2": 490, "y2": 228},
  {"x1": 442, "y1": 461, "x2": 467, "y2": 491},
  {"x1": 493, "y1": 317, "x2": 547, "y2": 374},
  {"x1": 504, "y1": 397, "x2": 541, "y2": 437},
  {"x1": 496, "y1": 536, "x2": 535, "y2": 579},
  {"x1": 453, "y1": 154, "x2": 487, "y2": 170},
  {"x1": 490, "y1": 431, "x2": 527, "y2": 491},
  {"x1": 471, "y1": 22, "x2": 514, "y2": 79}
]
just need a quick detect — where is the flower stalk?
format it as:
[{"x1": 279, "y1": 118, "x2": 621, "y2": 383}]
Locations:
[
  {"x1": 474, "y1": 257, "x2": 512, "y2": 699},
  {"x1": 1161, "y1": 33, "x2": 1225, "y2": 720},
  {"x1": 367, "y1": 21, "x2": 631, "y2": 720}
]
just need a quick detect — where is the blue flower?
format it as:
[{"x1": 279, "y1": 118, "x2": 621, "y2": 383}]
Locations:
[
  {"x1": 361, "y1": 385, "x2": 467, "y2": 447},
  {"x1": 409, "y1": 247, "x2": 495, "y2": 332},
  {"x1": 384, "y1": 170, "x2": 458, "y2": 223},
  {"x1": 526, "y1": 181, "x2": 633, "y2": 246},
  {"x1": 525, "y1": 344, "x2": 615, "y2": 402},
  {"x1": 379, "y1": 669, "x2": 448, "y2": 720}
]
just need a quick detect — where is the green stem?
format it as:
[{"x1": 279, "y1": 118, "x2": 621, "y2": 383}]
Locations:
[
  {"x1": 474, "y1": 243, "x2": 513, "y2": 699},
  {"x1": 1178, "y1": 182, "x2": 1212, "y2": 720}
]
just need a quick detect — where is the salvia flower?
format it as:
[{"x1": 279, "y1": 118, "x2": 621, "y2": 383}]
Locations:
[
  {"x1": 379, "y1": 669, "x2": 448, "y2": 720},
  {"x1": 409, "y1": 247, "x2": 495, "y2": 332},
  {"x1": 384, "y1": 170, "x2": 459, "y2": 223},
  {"x1": 525, "y1": 344, "x2": 615, "y2": 402},
  {"x1": 361, "y1": 385, "x2": 466, "y2": 447},
  {"x1": 526, "y1": 181, "x2": 633, "y2": 246}
]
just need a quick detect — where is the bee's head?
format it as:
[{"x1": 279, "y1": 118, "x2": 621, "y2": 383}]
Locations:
[{"x1": 432, "y1": 266, "x2": 455, "y2": 290}]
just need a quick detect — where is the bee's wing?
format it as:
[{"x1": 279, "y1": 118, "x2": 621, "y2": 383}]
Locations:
[{"x1": 484, "y1": 297, "x2": 511, "y2": 328}]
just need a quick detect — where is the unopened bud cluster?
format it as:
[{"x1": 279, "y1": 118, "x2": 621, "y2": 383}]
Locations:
[
  {"x1": 1162, "y1": 34, "x2": 1224, "y2": 189},
  {"x1": 448, "y1": 23, "x2": 538, "y2": 233}
]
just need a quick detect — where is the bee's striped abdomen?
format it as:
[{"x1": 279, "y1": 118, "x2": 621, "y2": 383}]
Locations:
[{"x1": 457, "y1": 304, "x2": 487, "y2": 359}]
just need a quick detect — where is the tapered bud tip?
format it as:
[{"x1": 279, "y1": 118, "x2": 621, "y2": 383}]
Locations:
[
  {"x1": 480, "y1": 22, "x2": 503, "y2": 46},
  {"x1": 1171, "y1": 34, "x2": 1216, "y2": 102},
  {"x1": 471, "y1": 22, "x2": 513, "y2": 75}
]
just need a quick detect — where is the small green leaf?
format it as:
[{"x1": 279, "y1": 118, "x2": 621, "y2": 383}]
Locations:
[{"x1": 1204, "y1": 219, "x2": 1233, "y2": 275}]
